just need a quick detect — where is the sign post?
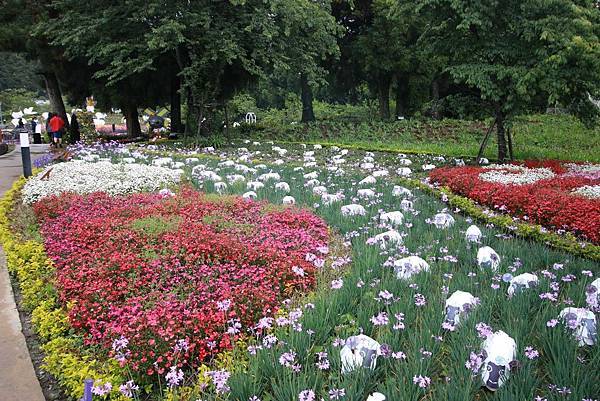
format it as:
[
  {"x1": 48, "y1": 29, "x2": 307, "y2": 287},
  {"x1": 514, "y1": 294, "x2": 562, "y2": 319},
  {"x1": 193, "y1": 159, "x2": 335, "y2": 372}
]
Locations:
[{"x1": 20, "y1": 130, "x2": 32, "y2": 178}]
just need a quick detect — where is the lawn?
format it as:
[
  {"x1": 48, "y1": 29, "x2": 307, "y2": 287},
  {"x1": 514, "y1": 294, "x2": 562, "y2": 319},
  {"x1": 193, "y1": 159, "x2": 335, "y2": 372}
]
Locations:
[
  {"x1": 236, "y1": 114, "x2": 600, "y2": 163},
  {"x1": 4, "y1": 140, "x2": 598, "y2": 401}
]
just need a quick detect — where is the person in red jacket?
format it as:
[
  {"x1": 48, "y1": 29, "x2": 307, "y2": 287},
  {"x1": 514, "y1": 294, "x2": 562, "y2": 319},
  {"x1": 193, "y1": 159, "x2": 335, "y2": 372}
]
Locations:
[{"x1": 49, "y1": 114, "x2": 66, "y2": 148}]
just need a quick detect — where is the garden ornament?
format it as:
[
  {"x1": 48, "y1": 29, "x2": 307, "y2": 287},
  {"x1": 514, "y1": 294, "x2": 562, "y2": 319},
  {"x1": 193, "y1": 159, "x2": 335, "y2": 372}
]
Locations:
[
  {"x1": 394, "y1": 256, "x2": 430, "y2": 280},
  {"x1": 340, "y1": 334, "x2": 380, "y2": 374},
  {"x1": 559, "y1": 307, "x2": 597, "y2": 346},
  {"x1": 507, "y1": 273, "x2": 539, "y2": 298},
  {"x1": 477, "y1": 246, "x2": 500, "y2": 271},
  {"x1": 465, "y1": 225, "x2": 482, "y2": 242},
  {"x1": 480, "y1": 330, "x2": 517, "y2": 391},
  {"x1": 444, "y1": 290, "x2": 477, "y2": 327}
]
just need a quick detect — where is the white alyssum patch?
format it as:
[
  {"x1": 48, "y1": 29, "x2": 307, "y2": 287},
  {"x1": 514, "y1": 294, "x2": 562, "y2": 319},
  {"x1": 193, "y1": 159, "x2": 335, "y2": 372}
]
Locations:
[
  {"x1": 572, "y1": 185, "x2": 600, "y2": 199},
  {"x1": 479, "y1": 165, "x2": 555, "y2": 185},
  {"x1": 22, "y1": 160, "x2": 181, "y2": 204}
]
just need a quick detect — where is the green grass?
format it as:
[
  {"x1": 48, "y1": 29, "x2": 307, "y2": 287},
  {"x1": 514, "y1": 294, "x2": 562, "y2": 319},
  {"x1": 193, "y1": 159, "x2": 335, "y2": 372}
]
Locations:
[{"x1": 237, "y1": 114, "x2": 600, "y2": 162}]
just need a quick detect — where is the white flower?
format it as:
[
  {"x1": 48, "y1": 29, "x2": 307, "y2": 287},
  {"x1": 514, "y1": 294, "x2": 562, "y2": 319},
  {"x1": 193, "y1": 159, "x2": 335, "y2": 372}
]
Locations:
[
  {"x1": 22, "y1": 161, "x2": 181, "y2": 204},
  {"x1": 479, "y1": 165, "x2": 555, "y2": 185},
  {"x1": 572, "y1": 185, "x2": 600, "y2": 199}
]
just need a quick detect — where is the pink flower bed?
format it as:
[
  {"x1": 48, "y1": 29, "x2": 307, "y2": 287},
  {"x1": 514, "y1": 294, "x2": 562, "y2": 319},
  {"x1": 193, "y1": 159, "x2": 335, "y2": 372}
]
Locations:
[{"x1": 34, "y1": 189, "x2": 329, "y2": 375}]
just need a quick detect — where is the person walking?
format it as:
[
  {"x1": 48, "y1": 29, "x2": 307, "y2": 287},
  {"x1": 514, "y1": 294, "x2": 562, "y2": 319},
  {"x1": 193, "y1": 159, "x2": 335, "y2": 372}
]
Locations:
[
  {"x1": 17, "y1": 118, "x2": 24, "y2": 129},
  {"x1": 31, "y1": 117, "x2": 42, "y2": 144},
  {"x1": 49, "y1": 114, "x2": 65, "y2": 148},
  {"x1": 46, "y1": 113, "x2": 55, "y2": 145}
]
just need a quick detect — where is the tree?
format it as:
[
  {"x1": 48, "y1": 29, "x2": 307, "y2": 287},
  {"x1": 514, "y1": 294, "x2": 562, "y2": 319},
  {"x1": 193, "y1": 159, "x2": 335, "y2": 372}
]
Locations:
[
  {"x1": 423, "y1": 0, "x2": 600, "y2": 161},
  {"x1": 354, "y1": 0, "x2": 427, "y2": 119}
]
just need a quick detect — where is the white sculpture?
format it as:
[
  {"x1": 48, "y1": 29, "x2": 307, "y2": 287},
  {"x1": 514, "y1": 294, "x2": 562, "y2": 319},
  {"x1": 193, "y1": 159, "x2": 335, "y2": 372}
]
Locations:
[
  {"x1": 340, "y1": 334, "x2": 380, "y2": 374},
  {"x1": 444, "y1": 290, "x2": 477, "y2": 327},
  {"x1": 559, "y1": 307, "x2": 597, "y2": 346},
  {"x1": 480, "y1": 331, "x2": 517, "y2": 391},
  {"x1": 507, "y1": 273, "x2": 538, "y2": 298},
  {"x1": 465, "y1": 225, "x2": 482, "y2": 242},
  {"x1": 282, "y1": 196, "x2": 296, "y2": 205},
  {"x1": 477, "y1": 246, "x2": 501, "y2": 271},
  {"x1": 394, "y1": 256, "x2": 430, "y2": 280},
  {"x1": 341, "y1": 204, "x2": 367, "y2": 217},
  {"x1": 372, "y1": 230, "x2": 403, "y2": 249},
  {"x1": 433, "y1": 212, "x2": 455, "y2": 228},
  {"x1": 380, "y1": 211, "x2": 404, "y2": 226}
]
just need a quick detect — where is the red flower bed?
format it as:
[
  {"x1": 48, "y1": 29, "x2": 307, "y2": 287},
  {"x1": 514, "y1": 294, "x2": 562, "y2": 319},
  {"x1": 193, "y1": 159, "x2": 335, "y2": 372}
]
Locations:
[
  {"x1": 34, "y1": 189, "x2": 329, "y2": 375},
  {"x1": 430, "y1": 164, "x2": 600, "y2": 243}
]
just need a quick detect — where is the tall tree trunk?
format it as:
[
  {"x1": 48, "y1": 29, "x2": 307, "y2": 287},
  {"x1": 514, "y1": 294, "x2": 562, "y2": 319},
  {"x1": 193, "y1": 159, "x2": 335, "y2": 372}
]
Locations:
[
  {"x1": 300, "y1": 73, "x2": 315, "y2": 122},
  {"x1": 377, "y1": 74, "x2": 391, "y2": 120},
  {"x1": 395, "y1": 75, "x2": 410, "y2": 119},
  {"x1": 170, "y1": 75, "x2": 183, "y2": 133},
  {"x1": 431, "y1": 79, "x2": 441, "y2": 120},
  {"x1": 495, "y1": 104, "x2": 507, "y2": 162},
  {"x1": 124, "y1": 104, "x2": 141, "y2": 138},
  {"x1": 43, "y1": 70, "x2": 69, "y2": 129}
]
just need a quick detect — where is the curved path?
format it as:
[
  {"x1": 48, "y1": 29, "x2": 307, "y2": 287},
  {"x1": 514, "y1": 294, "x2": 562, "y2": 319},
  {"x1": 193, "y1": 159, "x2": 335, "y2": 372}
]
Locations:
[{"x1": 0, "y1": 144, "x2": 49, "y2": 401}]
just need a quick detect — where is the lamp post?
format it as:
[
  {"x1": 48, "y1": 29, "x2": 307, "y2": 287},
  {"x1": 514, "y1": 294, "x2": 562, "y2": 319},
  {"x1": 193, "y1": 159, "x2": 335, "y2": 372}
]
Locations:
[{"x1": 19, "y1": 130, "x2": 32, "y2": 177}]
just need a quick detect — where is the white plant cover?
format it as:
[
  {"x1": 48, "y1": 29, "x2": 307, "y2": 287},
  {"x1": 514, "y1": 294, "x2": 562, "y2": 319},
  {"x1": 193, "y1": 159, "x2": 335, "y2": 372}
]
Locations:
[
  {"x1": 152, "y1": 157, "x2": 173, "y2": 167},
  {"x1": 559, "y1": 307, "x2": 597, "y2": 346},
  {"x1": 242, "y1": 191, "x2": 257, "y2": 199},
  {"x1": 422, "y1": 164, "x2": 436, "y2": 171},
  {"x1": 340, "y1": 334, "x2": 380, "y2": 374},
  {"x1": 304, "y1": 171, "x2": 319, "y2": 180},
  {"x1": 305, "y1": 179, "x2": 321, "y2": 187},
  {"x1": 465, "y1": 225, "x2": 482, "y2": 242},
  {"x1": 477, "y1": 246, "x2": 501, "y2": 271},
  {"x1": 444, "y1": 290, "x2": 477, "y2": 327},
  {"x1": 341, "y1": 204, "x2": 367, "y2": 217},
  {"x1": 380, "y1": 211, "x2": 404, "y2": 226},
  {"x1": 507, "y1": 273, "x2": 538, "y2": 298},
  {"x1": 218, "y1": 160, "x2": 235, "y2": 167},
  {"x1": 479, "y1": 165, "x2": 555, "y2": 185},
  {"x1": 393, "y1": 256, "x2": 430, "y2": 280},
  {"x1": 360, "y1": 162, "x2": 375, "y2": 170},
  {"x1": 22, "y1": 161, "x2": 181, "y2": 205},
  {"x1": 398, "y1": 158, "x2": 412, "y2": 166},
  {"x1": 480, "y1": 330, "x2": 517, "y2": 391},
  {"x1": 372, "y1": 169, "x2": 389, "y2": 177},
  {"x1": 572, "y1": 185, "x2": 600, "y2": 199},
  {"x1": 433, "y1": 212, "x2": 455, "y2": 228}
]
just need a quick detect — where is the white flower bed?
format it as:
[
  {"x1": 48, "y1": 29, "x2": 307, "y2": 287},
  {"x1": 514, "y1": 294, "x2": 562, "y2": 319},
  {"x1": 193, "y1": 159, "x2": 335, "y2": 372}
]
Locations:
[
  {"x1": 572, "y1": 185, "x2": 600, "y2": 199},
  {"x1": 22, "y1": 160, "x2": 182, "y2": 204},
  {"x1": 479, "y1": 165, "x2": 555, "y2": 185}
]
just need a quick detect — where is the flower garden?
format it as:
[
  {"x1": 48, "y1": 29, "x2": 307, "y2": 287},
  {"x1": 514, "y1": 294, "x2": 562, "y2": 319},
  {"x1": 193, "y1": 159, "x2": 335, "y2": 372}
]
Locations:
[{"x1": 1, "y1": 141, "x2": 599, "y2": 401}]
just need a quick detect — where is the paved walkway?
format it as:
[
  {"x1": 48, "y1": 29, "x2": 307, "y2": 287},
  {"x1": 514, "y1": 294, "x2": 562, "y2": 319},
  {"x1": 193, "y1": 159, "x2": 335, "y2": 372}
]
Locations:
[{"x1": 0, "y1": 144, "x2": 48, "y2": 401}]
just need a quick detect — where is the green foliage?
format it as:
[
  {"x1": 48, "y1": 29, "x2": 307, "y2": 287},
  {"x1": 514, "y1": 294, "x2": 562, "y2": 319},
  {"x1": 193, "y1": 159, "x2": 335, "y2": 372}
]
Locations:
[
  {"x1": 0, "y1": 88, "x2": 41, "y2": 115},
  {"x1": 0, "y1": 52, "x2": 44, "y2": 93},
  {"x1": 76, "y1": 110, "x2": 96, "y2": 143}
]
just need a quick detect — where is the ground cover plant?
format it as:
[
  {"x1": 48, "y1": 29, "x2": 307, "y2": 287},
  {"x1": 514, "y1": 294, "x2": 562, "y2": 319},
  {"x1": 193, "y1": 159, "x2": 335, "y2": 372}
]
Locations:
[
  {"x1": 430, "y1": 161, "x2": 600, "y2": 244},
  {"x1": 34, "y1": 189, "x2": 329, "y2": 378},
  {"x1": 3, "y1": 140, "x2": 599, "y2": 401}
]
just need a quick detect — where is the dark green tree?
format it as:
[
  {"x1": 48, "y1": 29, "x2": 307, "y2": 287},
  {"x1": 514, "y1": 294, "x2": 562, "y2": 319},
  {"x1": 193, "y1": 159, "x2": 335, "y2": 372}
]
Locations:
[{"x1": 423, "y1": 0, "x2": 600, "y2": 161}]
